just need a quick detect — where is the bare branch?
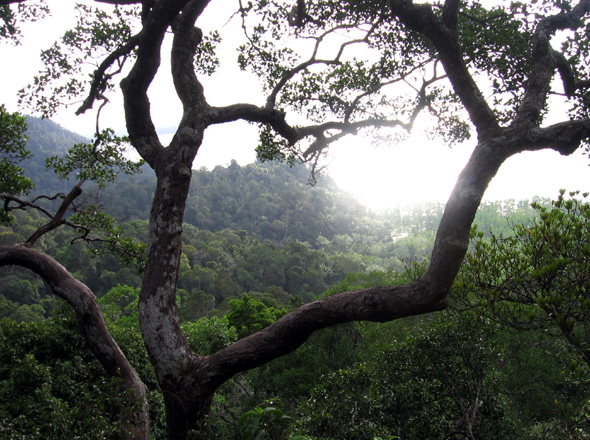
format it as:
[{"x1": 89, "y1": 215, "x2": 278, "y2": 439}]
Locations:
[
  {"x1": 1, "y1": 193, "x2": 56, "y2": 218},
  {"x1": 265, "y1": 57, "x2": 341, "y2": 110},
  {"x1": 333, "y1": 18, "x2": 383, "y2": 62},
  {"x1": 76, "y1": 33, "x2": 141, "y2": 115},
  {"x1": 298, "y1": 117, "x2": 410, "y2": 159},
  {"x1": 24, "y1": 181, "x2": 85, "y2": 247},
  {"x1": 0, "y1": 177, "x2": 142, "y2": 255},
  {"x1": 389, "y1": 0, "x2": 499, "y2": 136}
]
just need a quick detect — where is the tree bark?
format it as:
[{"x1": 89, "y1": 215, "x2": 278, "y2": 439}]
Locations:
[
  {"x1": 114, "y1": 1, "x2": 590, "y2": 439},
  {"x1": 3, "y1": 0, "x2": 590, "y2": 438},
  {"x1": 138, "y1": 154, "x2": 211, "y2": 438},
  {"x1": 0, "y1": 246, "x2": 149, "y2": 439}
]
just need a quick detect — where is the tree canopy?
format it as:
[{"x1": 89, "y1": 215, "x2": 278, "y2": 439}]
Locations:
[
  {"x1": 1, "y1": 0, "x2": 590, "y2": 438},
  {"x1": 458, "y1": 190, "x2": 590, "y2": 368}
]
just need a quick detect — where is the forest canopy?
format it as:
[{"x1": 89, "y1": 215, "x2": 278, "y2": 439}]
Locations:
[{"x1": 1, "y1": 1, "x2": 590, "y2": 439}]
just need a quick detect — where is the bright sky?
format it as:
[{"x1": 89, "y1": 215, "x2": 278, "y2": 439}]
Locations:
[{"x1": 0, "y1": 1, "x2": 588, "y2": 211}]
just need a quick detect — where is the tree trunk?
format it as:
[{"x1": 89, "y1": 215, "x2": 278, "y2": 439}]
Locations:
[
  {"x1": 116, "y1": 1, "x2": 590, "y2": 438},
  {"x1": 138, "y1": 152, "x2": 217, "y2": 438}
]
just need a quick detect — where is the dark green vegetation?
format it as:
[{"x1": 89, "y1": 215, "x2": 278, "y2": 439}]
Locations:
[
  {"x1": 1, "y1": 120, "x2": 589, "y2": 439},
  {"x1": 3, "y1": 0, "x2": 590, "y2": 438},
  {"x1": 0, "y1": 117, "x2": 451, "y2": 321}
]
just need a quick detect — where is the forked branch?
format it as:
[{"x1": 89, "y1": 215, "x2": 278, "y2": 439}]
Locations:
[{"x1": 76, "y1": 34, "x2": 141, "y2": 115}]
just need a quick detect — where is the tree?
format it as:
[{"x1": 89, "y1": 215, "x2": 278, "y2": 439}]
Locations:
[
  {"x1": 294, "y1": 313, "x2": 518, "y2": 440},
  {"x1": 2, "y1": 0, "x2": 590, "y2": 438},
  {"x1": 0, "y1": 105, "x2": 33, "y2": 223},
  {"x1": 226, "y1": 294, "x2": 287, "y2": 339},
  {"x1": 457, "y1": 191, "x2": 590, "y2": 368}
]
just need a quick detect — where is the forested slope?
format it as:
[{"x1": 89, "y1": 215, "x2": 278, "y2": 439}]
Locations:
[
  {"x1": 3, "y1": 118, "x2": 586, "y2": 440},
  {"x1": 0, "y1": 117, "x2": 544, "y2": 320}
]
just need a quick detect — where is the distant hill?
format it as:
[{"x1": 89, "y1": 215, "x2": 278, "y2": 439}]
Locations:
[
  {"x1": 20, "y1": 116, "x2": 542, "y2": 250},
  {"x1": 108, "y1": 159, "x2": 376, "y2": 244},
  {"x1": 20, "y1": 116, "x2": 385, "y2": 245},
  {"x1": 22, "y1": 117, "x2": 89, "y2": 195},
  {"x1": 2, "y1": 116, "x2": 543, "y2": 317},
  {"x1": 25, "y1": 117, "x2": 87, "y2": 157},
  {"x1": 97, "y1": 157, "x2": 381, "y2": 245}
]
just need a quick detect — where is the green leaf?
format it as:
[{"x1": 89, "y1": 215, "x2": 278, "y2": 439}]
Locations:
[{"x1": 46, "y1": 128, "x2": 143, "y2": 187}]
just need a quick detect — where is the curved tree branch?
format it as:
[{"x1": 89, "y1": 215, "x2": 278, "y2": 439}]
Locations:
[
  {"x1": 521, "y1": 118, "x2": 590, "y2": 155},
  {"x1": 207, "y1": 103, "x2": 300, "y2": 144},
  {"x1": 206, "y1": 278, "x2": 446, "y2": 386},
  {"x1": 0, "y1": 246, "x2": 149, "y2": 439},
  {"x1": 76, "y1": 34, "x2": 141, "y2": 116},
  {"x1": 512, "y1": 1, "x2": 590, "y2": 128},
  {"x1": 206, "y1": 102, "x2": 416, "y2": 161},
  {"x1": 554, "y1": 49, "x2": 578, "y2": 97},
  {"x1": 168, "y1": 0, "x2": 211, "y2": 163},
  {"x1": 199, "y1": 125, "x2": 521, "y2": 389},
  {"x1": 265, "y1": 57, "x2": 341, "y2": 110},
  {"x1": 120, "y1": 0, "x2": 187, "y2": 167},
  {"x1": 197, "y1": 90, "x2": 590, "y2": 394},
  {"x1": 388, "y1": 0, "x2": 499, "y2": 137}
]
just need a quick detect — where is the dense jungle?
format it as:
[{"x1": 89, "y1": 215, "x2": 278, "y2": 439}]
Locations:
[
  {"x1": 0, "y1": 117, "x2": 588, "y2": 439},
  {"x1": 2, "y1": 0, "x2": 590, "y2": 438}
]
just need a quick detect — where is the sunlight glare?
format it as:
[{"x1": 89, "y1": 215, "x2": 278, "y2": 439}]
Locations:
[
  {"x1": 328, "y1": 136, "x2": 590, "y2": 212},
  {"x1": 328, "y1": 135, "x2": 471, "y2": 211}
]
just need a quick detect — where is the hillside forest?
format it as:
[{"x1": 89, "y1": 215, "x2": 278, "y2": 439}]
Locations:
[
  {"x1": 0, "y1": 117, "x2": 589, "y2": 439},
  {"x1": 4, "y1": 0, "x2": 590, "y2": 438}
]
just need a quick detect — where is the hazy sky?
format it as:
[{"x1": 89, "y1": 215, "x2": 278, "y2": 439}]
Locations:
[{"x1": 1, "y1": 1, "x2": 588, "y2": 211}]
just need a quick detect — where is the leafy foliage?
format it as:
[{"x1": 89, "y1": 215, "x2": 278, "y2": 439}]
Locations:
[
  {"x1": 194, "y1": 30, "x2": 222, "y2": 76},
  {"x1": 0, "y1": 311, "x2": 130, "y2": 439},
  {"x1": 182, "y1": 316, "x2": 238, "y2": 356},
  {"x1": 227, "y1": 294, "x2": 287, "y2": 339},
  {"x1": 0, "y1": 120, "x2": 546, "y2": 320},
  {"x1": 292, "y1": 310, "x2": 586, "y2": 440},
  {"x1": 18, "y1": 3, "x2": 139, "y2": 118},
  {"x1": 0, "y1": 0, "x2": 48, "y2": 44},
  {"x1": 46, "y1": 128, "x2": 142, "y2": 187},
  {"x1": 99, "y1": 284, "x2": 140, "y2": 327},
  {"x1": 458, "y1": 191, "x2": 590, "y2": 367},
  {"x1": 0, "y1": 105, "x2": 33, "y2": 223},
  {"x1": 237, "y1": 399, "x2": 295, "y2": 440},
  {"x1": 0, "y1": 183, "x2": 587, "y2": 438}
]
